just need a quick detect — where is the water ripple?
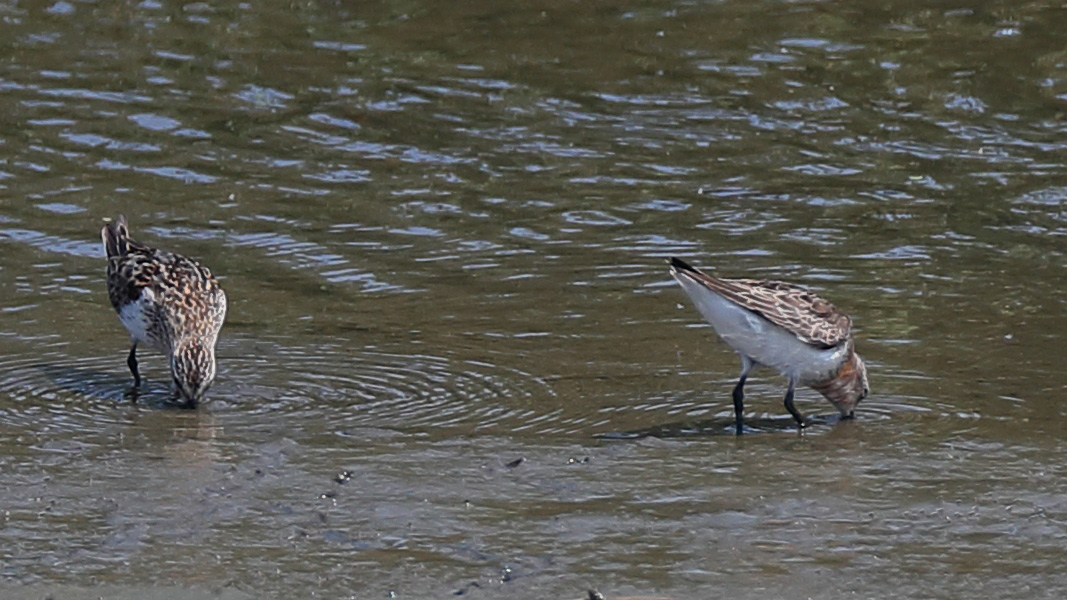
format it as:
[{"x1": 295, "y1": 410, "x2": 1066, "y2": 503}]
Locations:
[
  {"x1": 213, "y1": 338, "x2": 559, "y2": 433},
  {"x1": 0, "y1": 352, "x2": 146, "y2": 432},
  {"x1": 0, "y1": 335, "x2": 558, "y2": 437},
  {"x1": 0, "y1": 227, "x2": 100, "y2": 259}
]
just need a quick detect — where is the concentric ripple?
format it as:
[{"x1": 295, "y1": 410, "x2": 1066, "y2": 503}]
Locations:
[
  {"x1": 210, "y1": 336, "x2": 556, "y2": 434},
  {"x1": 0, "y1": 351, "x2": 154, "y2": 433},
  {"x1": 0, "y1": 334, "x2": 557, "y2": 436}
]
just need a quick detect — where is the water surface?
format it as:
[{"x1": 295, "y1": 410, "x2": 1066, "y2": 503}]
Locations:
[{"x1": 1, "y1": 0, "x2": 1066, "y2": 598}]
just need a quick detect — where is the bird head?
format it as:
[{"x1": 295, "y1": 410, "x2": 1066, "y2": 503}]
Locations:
[
  {"x1": 170, "y1": 341, "x2": 217, "y2": 407},
  {"x1": 813, "y1": 349, "x2": 868, "y2": 419}
]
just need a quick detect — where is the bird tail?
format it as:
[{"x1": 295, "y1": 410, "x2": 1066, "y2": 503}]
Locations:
[
  {"x1": 101, "y1": 214, "x2": 130, "y2": 259},
  {"x1": 667, "y1": 256, "x2": 699, "y2": 276}
]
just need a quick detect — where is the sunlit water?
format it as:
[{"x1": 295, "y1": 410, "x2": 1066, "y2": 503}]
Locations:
[{"x1": 1, "y1": 1, "x2": 1066, "y2": 598}]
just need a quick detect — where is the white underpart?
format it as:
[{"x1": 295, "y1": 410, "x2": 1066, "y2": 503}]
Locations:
[
  {"x1": 674, "y1": 274, "x2": 846, "y2": 384},
  {"x1": 118, "y1": 288, "x2": 165, "y2": 353}
]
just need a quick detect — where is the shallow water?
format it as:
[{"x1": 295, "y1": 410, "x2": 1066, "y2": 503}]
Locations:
[{"x1": 1, "y1": 0, "x2": 1066, "y2": 598}]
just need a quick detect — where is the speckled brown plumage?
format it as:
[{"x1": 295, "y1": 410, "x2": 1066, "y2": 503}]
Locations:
[
  {"x1": 669, "y1": 256, "x2": 868, "y2": 433},
  {"x1": 670, "y1": 265, "x2": 853, "y2": 348},
  {"x1": 102, "y1": 214, "x2": 227, "y2": 407}
]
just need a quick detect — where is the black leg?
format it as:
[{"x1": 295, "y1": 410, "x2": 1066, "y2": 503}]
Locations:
[
  {"x1": 124, "y1": 386, "x2": 140, "y2": 405},
  {"x1": 127, "y1": 342, "x2": 141, "y2": 387},
  {"x1": 731, "y1": 375, "x2": 747, "y2": 435},
  {"x1": 731, "y1": 357, "x2": 754, "y2": 435},
  {"x1": 783, "y1": 379, "x2": 807, "y2": 429}
]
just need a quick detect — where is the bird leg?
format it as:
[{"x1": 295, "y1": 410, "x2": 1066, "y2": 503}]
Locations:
[
  {"x1": 732, "y1": 357, "x2": 754, "y2": 435},
  {"x1": 127, "y1": 342, "x2": 141, "y2": 387},
  {"x1": 783, "y1": 378, "x2": 807, "y2": 429},
  {"x1": 124, "y1": 386, "x2": 140, "y2": 405},
  {"x1": 731, "y1": 376, "x2": 747, "y2": 434}
]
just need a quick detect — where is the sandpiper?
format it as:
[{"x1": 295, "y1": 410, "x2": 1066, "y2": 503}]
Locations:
[
  {"x1": 668, "y1": 257, "x2": 868, "y2": 433},
  {"x1": 102, "y1": 215, "x2": 227, "y2": 407}
]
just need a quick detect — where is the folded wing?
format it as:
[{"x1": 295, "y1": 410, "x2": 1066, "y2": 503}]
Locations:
[{"x1": 668, "y1": 257, "x2": 851, "y2": 348}]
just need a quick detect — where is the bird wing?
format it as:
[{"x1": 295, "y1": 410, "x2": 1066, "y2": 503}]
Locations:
[{"x1": 668, "y1": 257, "x2": 852, "y2": 348}]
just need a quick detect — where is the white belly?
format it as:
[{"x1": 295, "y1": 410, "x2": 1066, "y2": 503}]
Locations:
[
  {"x1": 675, "y1": 276, "x2": 844, "y2": 383},
  {"x1": 118, "y1": 289, "x2": 165, "y2": 351}
]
